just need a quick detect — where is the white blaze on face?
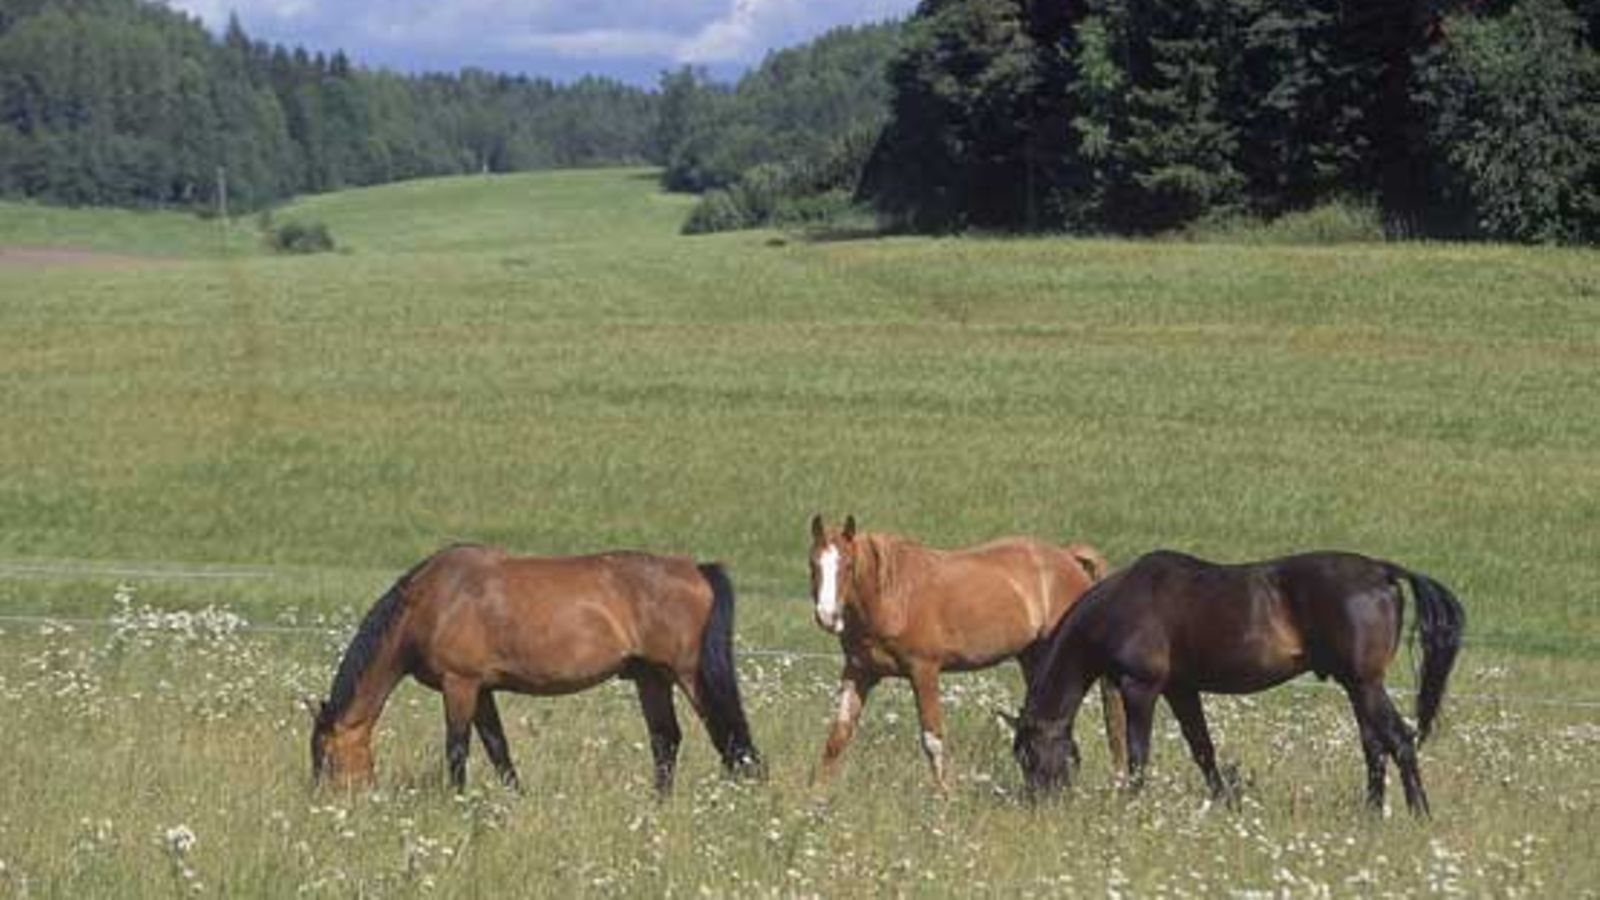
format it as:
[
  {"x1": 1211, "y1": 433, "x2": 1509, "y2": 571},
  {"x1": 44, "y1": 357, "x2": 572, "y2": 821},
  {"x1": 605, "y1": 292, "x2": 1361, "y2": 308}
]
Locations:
[{"x1": 815, "y1": 546, "x2": 844, "y2": 634}]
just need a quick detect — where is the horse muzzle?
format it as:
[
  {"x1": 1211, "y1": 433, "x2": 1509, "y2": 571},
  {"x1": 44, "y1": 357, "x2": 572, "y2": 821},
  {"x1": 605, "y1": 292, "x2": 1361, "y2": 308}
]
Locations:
[{"x1": 814, "y1": 609, "x2": 844, "y2": 635}]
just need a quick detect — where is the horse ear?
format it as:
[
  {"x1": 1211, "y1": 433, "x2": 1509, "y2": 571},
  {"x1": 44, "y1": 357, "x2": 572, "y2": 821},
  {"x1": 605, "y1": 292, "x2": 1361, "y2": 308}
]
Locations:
[
  {"x1": 994, "y1": 708, "x2": 1022, "y2": 732},
  {"x1": 301, "y1": 695, "x2": 324, "y2": 720},
  {"x1": 843, "y1": 515, "x2": 856, "y2": 541},
  {"x1": 1067, "y1": 542, "x2": 1109, "y2": 583},
  {"x1": 810, "y1": 514, "x2": 825, "y2": 545}
]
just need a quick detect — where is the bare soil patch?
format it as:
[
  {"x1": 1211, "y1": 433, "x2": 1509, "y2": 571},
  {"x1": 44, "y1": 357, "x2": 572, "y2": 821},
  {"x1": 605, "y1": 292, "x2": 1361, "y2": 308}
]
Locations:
[{"x1": 0, "y1": 246, "x2": 171, "y2": 270}]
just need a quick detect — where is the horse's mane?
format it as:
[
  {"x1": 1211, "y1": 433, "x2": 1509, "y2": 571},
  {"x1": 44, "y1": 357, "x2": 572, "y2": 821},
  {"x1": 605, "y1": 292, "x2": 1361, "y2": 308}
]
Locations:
[
  {"x1": 857, "y1": 531, "x2": 924, "y2": 614},
  {"x1": 322, "y1": 553, "x2": 436, "y2": 722},
  {"x1": 856, "y1": 532, "x2": 896, "y2": 589}
]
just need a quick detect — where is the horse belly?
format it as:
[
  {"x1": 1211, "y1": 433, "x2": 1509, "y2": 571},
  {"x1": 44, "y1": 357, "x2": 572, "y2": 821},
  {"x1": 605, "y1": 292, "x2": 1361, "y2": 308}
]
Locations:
[
  {"x1": 1183, "y1": 644, "x2": 1306, "y2": 694},
  {"x1": 934, "y1": 592, "x2": 1042, "y2": 667},
  {"x1": 482, "y1": 604, "x2": 636, "y2": 694},
  {"x1": 1190, "y1": 664, "x2": 1303, "y2": 694},
  {"x1": 940, "y1": 651, "x2": 1013, "y2": 674},
  {"x1": 1173, "y1": 589, "x2": 1309, "y2": 692}
]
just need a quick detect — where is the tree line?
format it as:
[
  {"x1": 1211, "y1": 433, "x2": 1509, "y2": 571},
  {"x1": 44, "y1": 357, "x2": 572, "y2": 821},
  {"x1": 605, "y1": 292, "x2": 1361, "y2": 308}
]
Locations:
[
  {"x1": 5, "y1": 0, "x2": 1595, "y2": 243},
  {"x1": 652, "y1": 22, "x2": 901, "y2": 233},
  {"x1": 0, "y1": 0, "x2": 659, "y2": 211},
  {"x1": 657, "y1": 0, "x2": 1600, "y2": 243}
]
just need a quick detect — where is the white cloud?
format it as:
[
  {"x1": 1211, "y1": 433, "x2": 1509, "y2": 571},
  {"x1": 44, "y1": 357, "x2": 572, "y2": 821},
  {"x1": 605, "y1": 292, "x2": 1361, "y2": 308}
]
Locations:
[
  {"x1": 502, "y1": 28, "x2": 684, "y2": 60},
  {"x1": 161, "y1": 0, "x2": 915, "y2": 71},
  {"x1": 678, "y1": 0, "x2": 803, "y2": 63},
  {"x1": 677, "y1": 0, "x2": 908, "y2": 63},
  {"x1": 162, "y1": 0, "x2": 315, "y2": 26}
]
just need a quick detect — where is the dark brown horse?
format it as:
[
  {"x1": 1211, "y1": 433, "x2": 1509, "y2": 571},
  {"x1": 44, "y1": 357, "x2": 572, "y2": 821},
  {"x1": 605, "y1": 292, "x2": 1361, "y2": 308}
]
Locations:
[
  {"x1": 809, "y1": 515, "x2": 1127, "y2": 791},
  {"x1": 307, "y1": 544, "x2": 762, "y2": 793},
  {"x1": 1011, "y1": 550, "x2": 1465, "y2": 815}
]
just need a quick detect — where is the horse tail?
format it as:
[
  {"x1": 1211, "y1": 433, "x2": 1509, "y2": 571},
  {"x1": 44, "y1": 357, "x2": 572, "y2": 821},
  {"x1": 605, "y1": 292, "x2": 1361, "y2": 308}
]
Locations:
[
  {"x1": 1395, "y1": 567, "x2": 1467, "y2": 744},
  {"x1": 1064, "y1": 542, "x2": 1111, "y2": 583},
  {"x1": 695, "y1": 563, "x2": 764, "y2": 777}
]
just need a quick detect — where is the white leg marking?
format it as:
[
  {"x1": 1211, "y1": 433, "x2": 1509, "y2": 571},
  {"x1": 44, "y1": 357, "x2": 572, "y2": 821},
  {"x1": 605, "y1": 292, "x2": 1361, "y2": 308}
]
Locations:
[
  {"x1": 835, "y1": 681, "x2": 861, "y2": 724},
  {"x1": 921, "y1": 730, "x2": 944, "y2": 760}
]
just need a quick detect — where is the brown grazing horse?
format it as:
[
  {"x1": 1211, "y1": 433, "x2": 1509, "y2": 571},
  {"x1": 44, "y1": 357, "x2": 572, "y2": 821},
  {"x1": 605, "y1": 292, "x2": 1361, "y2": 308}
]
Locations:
[
  {"x1": 307, "y1": 544, "x2": 762, "y2": 793},
  {"x1": 809, "y1": 515, "x2": 1127, "y2": 791},
  {"x1": 1011, "y1": 550, "x2": 1465, "y2": 815}
]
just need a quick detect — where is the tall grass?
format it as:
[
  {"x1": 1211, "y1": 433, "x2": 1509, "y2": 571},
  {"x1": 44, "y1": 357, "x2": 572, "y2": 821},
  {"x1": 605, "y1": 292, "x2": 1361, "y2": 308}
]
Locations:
[
  {"x1": 0, "y1": 596, "x2": 1591, "y2": 896},
  {"x1": 1177, "y1": 199, "x2": 1388, "y2": 245},
  {"x1": 1, "y1": 169, "x2": 1597, "y2": 895}
]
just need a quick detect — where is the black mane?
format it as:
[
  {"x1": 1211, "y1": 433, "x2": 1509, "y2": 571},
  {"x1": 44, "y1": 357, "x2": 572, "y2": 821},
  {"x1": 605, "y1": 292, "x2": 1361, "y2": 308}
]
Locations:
[{"x1": 321, "y1": 554, "x2": 433, "y2": 722}]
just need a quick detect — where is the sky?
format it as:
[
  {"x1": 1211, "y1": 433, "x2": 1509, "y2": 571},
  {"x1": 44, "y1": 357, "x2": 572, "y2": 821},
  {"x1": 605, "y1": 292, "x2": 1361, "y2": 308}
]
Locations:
[{"x1": 162, "y1": 0, "x2": 918, "y2": 86}]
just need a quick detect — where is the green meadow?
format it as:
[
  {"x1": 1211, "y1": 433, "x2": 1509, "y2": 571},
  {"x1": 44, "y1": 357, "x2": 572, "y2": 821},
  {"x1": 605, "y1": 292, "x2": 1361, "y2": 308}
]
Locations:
[{"x1": 1, "y1": 169, "x2": 1596, "y2": 896}]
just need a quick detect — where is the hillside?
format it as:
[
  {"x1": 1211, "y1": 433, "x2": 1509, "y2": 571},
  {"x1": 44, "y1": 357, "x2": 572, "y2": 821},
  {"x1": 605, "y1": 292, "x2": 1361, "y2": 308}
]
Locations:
[
  {"x1": 3, "y1": 167, "x2": 1596, "y2": 647},
  {"x1": 2, "y1": 167, "x2": 1599, "y2": 895}
]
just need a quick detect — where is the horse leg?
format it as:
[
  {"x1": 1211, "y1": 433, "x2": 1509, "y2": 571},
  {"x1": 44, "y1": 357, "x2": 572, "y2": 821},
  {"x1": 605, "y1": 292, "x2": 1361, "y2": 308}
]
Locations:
[
  {"x1": 441, "y1": 674, "x2": 480, "y2": 792},
  {"x1": 1118, "y1": 677, "x2": 1162, "y2": 793},
  {"x1": 1350, "y1": 680, "x2": 1430, "y2": 816},
  {"x1": 472, "y1": 690, "x2": 521, "y2": 791},
  {"x1": 1342, "y1": 680, "x2": 1389, "y2": 812},
  {"x1": 815, "y1": 666, "x2": 877, "y2": 785},
  {"x1": 672, "y1": 667, "x2": 762, "y2": 779},
  {"x1": 908, "y1": 662, "x2": 951, "y2": 793},
  {"x1": 635, "y1": 672, "x2": 683, "y2": 796},
  {"x1": 1099, "y1": 677, "x2": 1130, "y2": 777},
  {"x1": 1165, "y1": 688, "x2": 1229, "y2": 804}
]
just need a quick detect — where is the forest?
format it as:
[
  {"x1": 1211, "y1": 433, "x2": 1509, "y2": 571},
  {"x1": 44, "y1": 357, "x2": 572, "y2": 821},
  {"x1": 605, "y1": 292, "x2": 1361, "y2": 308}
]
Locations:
[
  {"x1": 659, "y1": 0, "x2": 1600, "y2": 242},
  {"x1": 0, "y1": 0, "x2": 658, "y2": 210},
  {"x1": 2, "y1": 0, "x2": 1598, "y2": 241}
]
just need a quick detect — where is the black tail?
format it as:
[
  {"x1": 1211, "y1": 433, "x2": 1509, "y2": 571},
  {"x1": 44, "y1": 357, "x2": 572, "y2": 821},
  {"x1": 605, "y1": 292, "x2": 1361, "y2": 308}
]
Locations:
[
  {"x1": 1401, "y1": 569, "x2": 1467, "y2": 744},
  {"x1": 695, "y1": 563, "x2": 763, "y2": 777}
]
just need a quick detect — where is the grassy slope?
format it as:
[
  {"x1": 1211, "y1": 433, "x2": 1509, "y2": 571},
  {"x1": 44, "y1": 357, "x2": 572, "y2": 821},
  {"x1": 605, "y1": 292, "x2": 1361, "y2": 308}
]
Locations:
[
  {"x1": 0, "y1": 199, "x2": 257, "y2": 257},
  {"x1": 1, "y1": 170, "x2": 1597, "y2": 895},
  {"x1": 2, "y1": 170, "x2": 1594, "y2": 647}
]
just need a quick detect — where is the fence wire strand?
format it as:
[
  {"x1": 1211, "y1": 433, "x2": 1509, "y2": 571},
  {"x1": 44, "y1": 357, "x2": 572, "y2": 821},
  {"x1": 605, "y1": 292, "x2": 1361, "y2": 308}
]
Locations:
[{"x1": 1, "y1": 611, "x2": 1598, "y2": 712}]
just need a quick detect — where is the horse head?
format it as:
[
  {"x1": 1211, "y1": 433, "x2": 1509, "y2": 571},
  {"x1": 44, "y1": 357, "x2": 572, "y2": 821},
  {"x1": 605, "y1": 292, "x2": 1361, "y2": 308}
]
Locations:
[
  {"x1": 305, "y1": 696, "x2": 375, "y2": 789},
  {"x1": 1003, "y1": 709, "x2": 1078, "y2": 797},
  {"x1": 809, "y1": 514, "x2": 858, "y2": 635}
]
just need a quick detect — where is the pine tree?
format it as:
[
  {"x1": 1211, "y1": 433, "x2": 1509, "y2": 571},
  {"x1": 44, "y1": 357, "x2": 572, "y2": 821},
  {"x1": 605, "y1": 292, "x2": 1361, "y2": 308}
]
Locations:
[{"x1": 861, "y1": 0, "x2": 1057, "y2": 231}]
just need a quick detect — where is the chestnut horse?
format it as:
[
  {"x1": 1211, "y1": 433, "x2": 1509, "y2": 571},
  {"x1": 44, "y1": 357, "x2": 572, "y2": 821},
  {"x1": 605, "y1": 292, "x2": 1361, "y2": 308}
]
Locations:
[
  {"x1": 808, "y1": 515, "x2": 1127, "y2": 791},
  {"x1": 1011, "y1": 550, "x2": 1465, "y2": 815},
  {"x1": 308, "y1": 544, "x2": 762, "y2": 793}
]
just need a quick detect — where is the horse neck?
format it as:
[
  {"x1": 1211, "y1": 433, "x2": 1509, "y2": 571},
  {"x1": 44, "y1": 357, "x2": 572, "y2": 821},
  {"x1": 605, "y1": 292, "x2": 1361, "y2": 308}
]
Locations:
[
  {"x1": 1024, "y1": 633, "x2": 1095, "y2": 724},
  {"x1": 326, "y1": 631, "x2": 408, "y2": 736},
  {"x1": 851, "y1": 534, "x2": 897, "y2": 616}
]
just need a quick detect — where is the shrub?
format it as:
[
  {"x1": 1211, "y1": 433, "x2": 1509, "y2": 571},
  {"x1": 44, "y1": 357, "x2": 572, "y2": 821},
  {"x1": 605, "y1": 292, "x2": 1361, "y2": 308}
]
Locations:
[
  {"x1": 771, "y1": 189, "x2": 859, "y2": 228},
  {"x1": 680, "y1": 190, "x2": 752, "y2": 235},
  {"x1": 1178, "y1": 199, "x2": 1385, "y2": 245},
  {"x1": 267, "y1": 219, "x2": 336, "y2": 254},
  {"x1": 730, "y1": 164, "x2": 787, "y2": 224},
  {"x1": 1416, "y1": 0, "x2": 1600, "y2": 244}
]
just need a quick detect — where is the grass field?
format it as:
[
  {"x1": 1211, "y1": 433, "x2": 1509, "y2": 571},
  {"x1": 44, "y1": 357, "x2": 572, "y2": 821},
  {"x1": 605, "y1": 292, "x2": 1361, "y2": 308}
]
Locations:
[{"x1": 1, "y1": 168, "x2": 1597, "y2": 896}]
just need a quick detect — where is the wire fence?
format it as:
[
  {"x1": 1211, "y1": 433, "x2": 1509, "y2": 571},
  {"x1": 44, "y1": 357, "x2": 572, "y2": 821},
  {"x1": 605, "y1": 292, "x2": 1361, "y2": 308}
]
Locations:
[
  {"x1": 0, "y1": 558, "x2": 1585, "y2": 651},
  {"x1": 0, "y1": 562, "x2": 279, "y2": 581},
  {"x1": 2, "y1": 609, "x2": 1598, "y2": 713}
]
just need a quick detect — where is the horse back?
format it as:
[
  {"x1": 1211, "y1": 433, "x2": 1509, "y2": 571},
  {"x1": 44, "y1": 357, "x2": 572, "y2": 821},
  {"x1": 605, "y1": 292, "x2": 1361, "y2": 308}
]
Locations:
[
  {"x1": 873, "y1": 536, "x2": 1097, "y2": 669},
  {"x1": 1090, "y1": 550, "x2": 1402, "y2": 689},
  {"x1": 407, "y1": 547, "x2": 713, "y2": 692}
]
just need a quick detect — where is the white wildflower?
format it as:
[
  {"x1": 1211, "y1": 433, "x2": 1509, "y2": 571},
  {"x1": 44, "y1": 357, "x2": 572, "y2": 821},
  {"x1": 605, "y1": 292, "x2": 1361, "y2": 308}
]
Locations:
[{"x1": 164, "y1": 824, "x2": 197, "y2": 855}]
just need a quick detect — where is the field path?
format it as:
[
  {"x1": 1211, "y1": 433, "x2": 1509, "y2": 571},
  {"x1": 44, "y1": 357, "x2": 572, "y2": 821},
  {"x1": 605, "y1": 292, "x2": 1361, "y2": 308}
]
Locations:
[{"x1": 0, "y1": 245, "x2": 172, "y2": 270}]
